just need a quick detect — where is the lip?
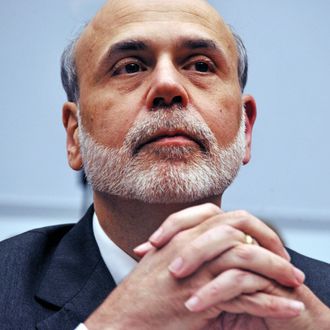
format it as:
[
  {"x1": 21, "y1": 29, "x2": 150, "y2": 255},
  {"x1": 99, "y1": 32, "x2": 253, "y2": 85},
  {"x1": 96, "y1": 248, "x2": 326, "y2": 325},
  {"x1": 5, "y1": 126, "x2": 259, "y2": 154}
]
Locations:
[{"x1": 134, "y1": 129, "x2": 206, "y2": 153}]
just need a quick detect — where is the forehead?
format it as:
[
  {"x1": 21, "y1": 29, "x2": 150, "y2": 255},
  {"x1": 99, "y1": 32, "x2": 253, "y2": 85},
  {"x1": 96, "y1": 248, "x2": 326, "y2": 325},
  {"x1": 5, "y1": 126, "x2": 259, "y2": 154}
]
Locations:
[
  {"x1": 94, "y1": 0, "x2": 226, "y2": 32},
  {"x1": 76, "y1": 0, "x2": 237, "y2": 69}
]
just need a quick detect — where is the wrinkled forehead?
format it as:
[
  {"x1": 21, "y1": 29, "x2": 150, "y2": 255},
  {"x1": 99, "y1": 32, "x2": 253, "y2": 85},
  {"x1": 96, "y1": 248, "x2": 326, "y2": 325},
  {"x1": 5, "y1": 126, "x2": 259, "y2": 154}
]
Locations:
[{"x1": 76, "y1": 0, "x2": 237, "y2": 67}]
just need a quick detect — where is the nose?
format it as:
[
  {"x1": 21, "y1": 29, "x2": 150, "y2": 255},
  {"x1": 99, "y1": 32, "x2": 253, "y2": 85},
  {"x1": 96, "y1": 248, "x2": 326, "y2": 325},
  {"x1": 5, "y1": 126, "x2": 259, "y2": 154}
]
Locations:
[{"x1": 146, "y1": 57, "x2": 189, "y2": 110}]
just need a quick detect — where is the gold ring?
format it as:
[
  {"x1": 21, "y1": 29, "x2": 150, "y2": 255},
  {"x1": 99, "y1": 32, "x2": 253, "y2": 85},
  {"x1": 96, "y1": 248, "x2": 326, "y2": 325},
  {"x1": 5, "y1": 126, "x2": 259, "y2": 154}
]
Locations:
[{"x1": 244, "y1": 234, "x2": 254, "y2": 245}]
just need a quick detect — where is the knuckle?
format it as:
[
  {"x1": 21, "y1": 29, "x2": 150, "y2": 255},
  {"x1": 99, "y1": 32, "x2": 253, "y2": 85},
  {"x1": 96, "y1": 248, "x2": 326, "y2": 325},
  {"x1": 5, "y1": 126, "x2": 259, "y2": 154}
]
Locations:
[
  {"x1": 264, "y1": 281, "x2": 277, "y2": 295},
  {"x1": 166, "y1": 213, "x2": 181, "y2": 230},
  {"x1": 188, "y1": 240, "x2": 205, "y2": 257},
  {"x1": 233, "y1": 209, "x2": 251, "y2": 219},
  {"x1": 229, "y1": 210, "x2": 254, "y2": 228},
  {"x1": 264, "y1": 296, "x2": 281, "y2": 312},
  {"x1": 230, "y1": 269, "x2": 248, "y2": 282},
  {"x1": 203, "y1": 203, "x2": 221, "y2": 215},
  {"x1": 208, "y1": 281, "x2": 222, "y2": 297},
  {"x1": 220, "y1": 224, "x2": 237, "y2": 237},
  {"x1": 200, "y1": 228, "x2": 217, "y2": 243},
  {"x1": 229, "y1": 215, "x2": 245, "y2": 228},
  {"x1": 234, "y1": 245, "x2": 254, "y2": 262}
]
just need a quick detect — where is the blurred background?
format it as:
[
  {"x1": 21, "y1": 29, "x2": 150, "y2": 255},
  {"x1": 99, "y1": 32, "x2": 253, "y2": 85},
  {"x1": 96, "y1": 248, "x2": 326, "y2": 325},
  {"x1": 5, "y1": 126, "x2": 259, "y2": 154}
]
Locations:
[{"x1": 0, "y1": 0, "x2": 329, "y2": 262}]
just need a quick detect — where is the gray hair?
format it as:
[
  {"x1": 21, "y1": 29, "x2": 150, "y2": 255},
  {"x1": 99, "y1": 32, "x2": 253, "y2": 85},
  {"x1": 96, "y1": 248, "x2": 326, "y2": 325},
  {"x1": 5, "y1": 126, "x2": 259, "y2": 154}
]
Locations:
[
  {"x1": 61, "y1": 38, "x2": 80, "y2": 103},
  {"x1": 60, "y1": 29, "x2": 248, "y2": 103},
  {"x1": 232, "y1": 31, "x2": 248, "y2": 93}
]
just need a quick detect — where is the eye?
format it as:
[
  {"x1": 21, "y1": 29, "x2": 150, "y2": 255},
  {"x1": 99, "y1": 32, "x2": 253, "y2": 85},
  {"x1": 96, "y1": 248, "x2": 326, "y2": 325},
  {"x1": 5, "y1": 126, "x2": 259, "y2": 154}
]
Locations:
[
  {"x1": 194, "y1": 61, "x2": 210, "y2": 72},
  {"x1": 184, "y1": 57, "x2": 216, "y2": 73},
  {"x1": 124, "y1": 63, "x2": 141, "y2": 74},
  {"x1": 111, "y1": 59, "x2": 146, "y2": 76}
]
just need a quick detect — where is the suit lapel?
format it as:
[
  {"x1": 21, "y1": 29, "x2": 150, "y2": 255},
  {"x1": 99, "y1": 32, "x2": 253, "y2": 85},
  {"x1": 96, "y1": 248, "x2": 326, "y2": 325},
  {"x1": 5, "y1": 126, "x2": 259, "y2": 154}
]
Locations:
[{"x1": 35, "y1": 206, "x2": 116, "y2": 329}]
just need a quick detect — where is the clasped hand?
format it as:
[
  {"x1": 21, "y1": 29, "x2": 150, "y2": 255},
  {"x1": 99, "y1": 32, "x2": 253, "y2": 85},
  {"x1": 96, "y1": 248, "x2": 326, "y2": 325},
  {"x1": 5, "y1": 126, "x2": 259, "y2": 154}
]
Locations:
[{"x1": 85, "y1": 204, "x2": 330, "y2": 330}]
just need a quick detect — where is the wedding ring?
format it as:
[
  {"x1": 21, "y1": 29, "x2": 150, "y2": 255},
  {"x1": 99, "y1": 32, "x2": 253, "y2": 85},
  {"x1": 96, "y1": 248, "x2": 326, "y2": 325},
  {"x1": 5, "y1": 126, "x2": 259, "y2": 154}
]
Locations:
[{"x1": 244, "y1": 234, "x2": 254, "y2": 245}]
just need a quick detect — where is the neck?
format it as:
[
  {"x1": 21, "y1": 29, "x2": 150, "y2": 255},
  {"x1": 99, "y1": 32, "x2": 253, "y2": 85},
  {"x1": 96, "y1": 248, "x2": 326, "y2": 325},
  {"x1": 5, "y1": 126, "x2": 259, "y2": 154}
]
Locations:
[{"x1": 93, "y1": 191, "x2": 222, "y2": 260}]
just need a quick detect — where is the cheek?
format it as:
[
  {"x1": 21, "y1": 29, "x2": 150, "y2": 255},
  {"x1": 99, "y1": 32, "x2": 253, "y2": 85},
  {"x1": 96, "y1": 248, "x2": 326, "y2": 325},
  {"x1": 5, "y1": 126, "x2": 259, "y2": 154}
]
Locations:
[
  {"x1": 79, "y1": 91, "x2": 140, "y2": 148},
  {"x1": 193, "y1": 91, "x2": 242, "y2": 148}
]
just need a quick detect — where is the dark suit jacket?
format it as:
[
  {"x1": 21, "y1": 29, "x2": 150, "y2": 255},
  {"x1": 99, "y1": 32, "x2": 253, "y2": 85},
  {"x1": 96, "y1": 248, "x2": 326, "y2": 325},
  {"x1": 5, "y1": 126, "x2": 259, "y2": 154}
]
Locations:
[{"x1": 0, "y1": 205, "x2": 329, "y2": 329}]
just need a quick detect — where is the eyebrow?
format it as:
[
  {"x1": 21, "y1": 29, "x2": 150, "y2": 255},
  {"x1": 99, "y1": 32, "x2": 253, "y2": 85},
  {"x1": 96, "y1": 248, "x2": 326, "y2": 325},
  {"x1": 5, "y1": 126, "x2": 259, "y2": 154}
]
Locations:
[
  {"x1": 181, "y1": 38, "x2": 218, "y2": 51},
  {"x1": 104, "y1": 38, "x2": 221, "y2": 59},
  {"x1": 106, "y1": 39, "x2": 147, "y2": 58}
]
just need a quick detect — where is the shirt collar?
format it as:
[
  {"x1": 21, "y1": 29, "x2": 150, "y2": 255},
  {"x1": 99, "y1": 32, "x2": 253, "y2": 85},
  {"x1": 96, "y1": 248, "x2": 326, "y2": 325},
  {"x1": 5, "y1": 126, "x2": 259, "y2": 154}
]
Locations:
[{"x1": 92, "y1": 212, "x2": 137, "y2": 285}]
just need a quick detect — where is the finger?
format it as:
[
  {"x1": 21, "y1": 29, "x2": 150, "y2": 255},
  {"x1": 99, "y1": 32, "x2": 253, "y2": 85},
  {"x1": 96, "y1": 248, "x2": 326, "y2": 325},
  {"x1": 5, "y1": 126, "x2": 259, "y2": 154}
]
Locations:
[
  {"x1": 148, "y1": 203, "x2": 222, "y2": 246},
  {"x1": 221, "y1": 292, "x2": 305, "y2": 319},
  {"x1": 169, "y1": 226, "x2": 303, "y2": 286},
  {"x1": 185, "y1": 269, "x2": 271, "y2": 310},
  {"x1": 208, "y1": 244, "x2": 305, "y2": 287},
  {"x1": 152, "y1": 207, "x2": 290, "y2": 263},
  {"x1": 168, "y1": 224, "x2": 244, "y2": 277},
  {"x1": 184, "y1": 269, "x2": 305, "y2": 318},
  {"x1": 133, "y1": 241, "x2": 154, "y2": 257},
  {"x1": 220, "y1": 210, "x2": 290, "y2": 261}
]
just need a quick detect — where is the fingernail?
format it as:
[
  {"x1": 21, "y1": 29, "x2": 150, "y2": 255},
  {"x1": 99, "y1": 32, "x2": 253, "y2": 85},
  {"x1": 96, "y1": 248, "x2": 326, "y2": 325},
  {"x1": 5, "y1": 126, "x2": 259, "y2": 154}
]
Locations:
[
  {"x1": 185, "y1": 296, "x2": 200, "y2": 311},
  {"x1": 133, "y1": 241, "x2": 152, "y2": 254},
  {"x1": 288, "y1": 300, "x2": 305, "y2": 313},
  {"x1": 149, "y1": 227, "x2": 163, "y2": 243},
  {"x1": 293, "y1": 267, "x2": 305, "y2": 284},
  {"x1": 169, "y1": 257, "x2": 184, "y2": 274}
]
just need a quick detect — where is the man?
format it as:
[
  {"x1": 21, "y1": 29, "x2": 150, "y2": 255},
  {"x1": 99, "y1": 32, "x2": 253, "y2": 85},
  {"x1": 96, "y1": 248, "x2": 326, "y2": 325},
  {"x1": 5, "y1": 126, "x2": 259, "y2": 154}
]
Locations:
[{"x1": 0, "y1": 0, "x2": 329, "y2": 329}]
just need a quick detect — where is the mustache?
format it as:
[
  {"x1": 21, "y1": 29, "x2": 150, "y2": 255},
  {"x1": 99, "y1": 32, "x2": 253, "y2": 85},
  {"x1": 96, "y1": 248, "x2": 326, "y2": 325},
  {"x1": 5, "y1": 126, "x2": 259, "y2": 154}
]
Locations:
[{"x1": 123, "y1": 108, "x2": 216, "y2": 154}]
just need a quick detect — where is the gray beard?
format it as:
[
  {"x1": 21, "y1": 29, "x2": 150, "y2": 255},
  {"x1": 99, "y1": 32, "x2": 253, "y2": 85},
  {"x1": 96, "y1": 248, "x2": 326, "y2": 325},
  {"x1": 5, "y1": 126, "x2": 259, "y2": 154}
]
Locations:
[{"x1": 78, "y1": 109, "x2": 245, "y2": 204}]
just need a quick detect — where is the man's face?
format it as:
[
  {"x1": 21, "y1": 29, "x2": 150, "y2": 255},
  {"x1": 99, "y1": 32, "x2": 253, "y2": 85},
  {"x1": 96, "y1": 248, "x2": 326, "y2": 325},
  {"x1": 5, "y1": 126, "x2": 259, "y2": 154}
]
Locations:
[{"x1": 68, "y1": 0, "x2": 255, "y2": 203}]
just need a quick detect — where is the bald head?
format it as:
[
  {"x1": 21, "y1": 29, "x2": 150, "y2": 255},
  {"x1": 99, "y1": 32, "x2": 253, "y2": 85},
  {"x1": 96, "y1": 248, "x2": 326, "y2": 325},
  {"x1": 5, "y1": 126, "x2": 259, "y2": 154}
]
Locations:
[{"x1": 85, "y1": 0, "x2": 229, "y2": 39}]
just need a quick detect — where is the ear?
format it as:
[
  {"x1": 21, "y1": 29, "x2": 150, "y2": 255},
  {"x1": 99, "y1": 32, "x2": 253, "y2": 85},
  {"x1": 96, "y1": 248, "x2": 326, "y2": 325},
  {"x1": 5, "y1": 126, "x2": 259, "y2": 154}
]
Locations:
[
  {"x1": 242, "y1": 95, "x2": 257, "y2": 165},
  {"x1": 62, "y1": 102, "x2": 82, "y2": 171}
]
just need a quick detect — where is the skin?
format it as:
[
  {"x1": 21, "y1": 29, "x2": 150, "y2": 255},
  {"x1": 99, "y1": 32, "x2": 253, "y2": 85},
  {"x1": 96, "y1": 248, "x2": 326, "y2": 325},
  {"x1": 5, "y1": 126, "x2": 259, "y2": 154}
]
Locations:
[{"x1": 62, "y1": 0, "x2": 330, "y2": 328}]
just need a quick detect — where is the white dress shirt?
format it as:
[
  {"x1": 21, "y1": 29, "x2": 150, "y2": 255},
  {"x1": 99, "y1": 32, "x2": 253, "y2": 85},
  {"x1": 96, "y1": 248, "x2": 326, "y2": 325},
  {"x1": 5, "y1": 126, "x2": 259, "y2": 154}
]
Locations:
[
  {"x1": 92, "y1": 212, "x2": 137, "y2": 284},
  {"x1": 76, "y1": 213, "x2": 137, "y2": 330}
]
